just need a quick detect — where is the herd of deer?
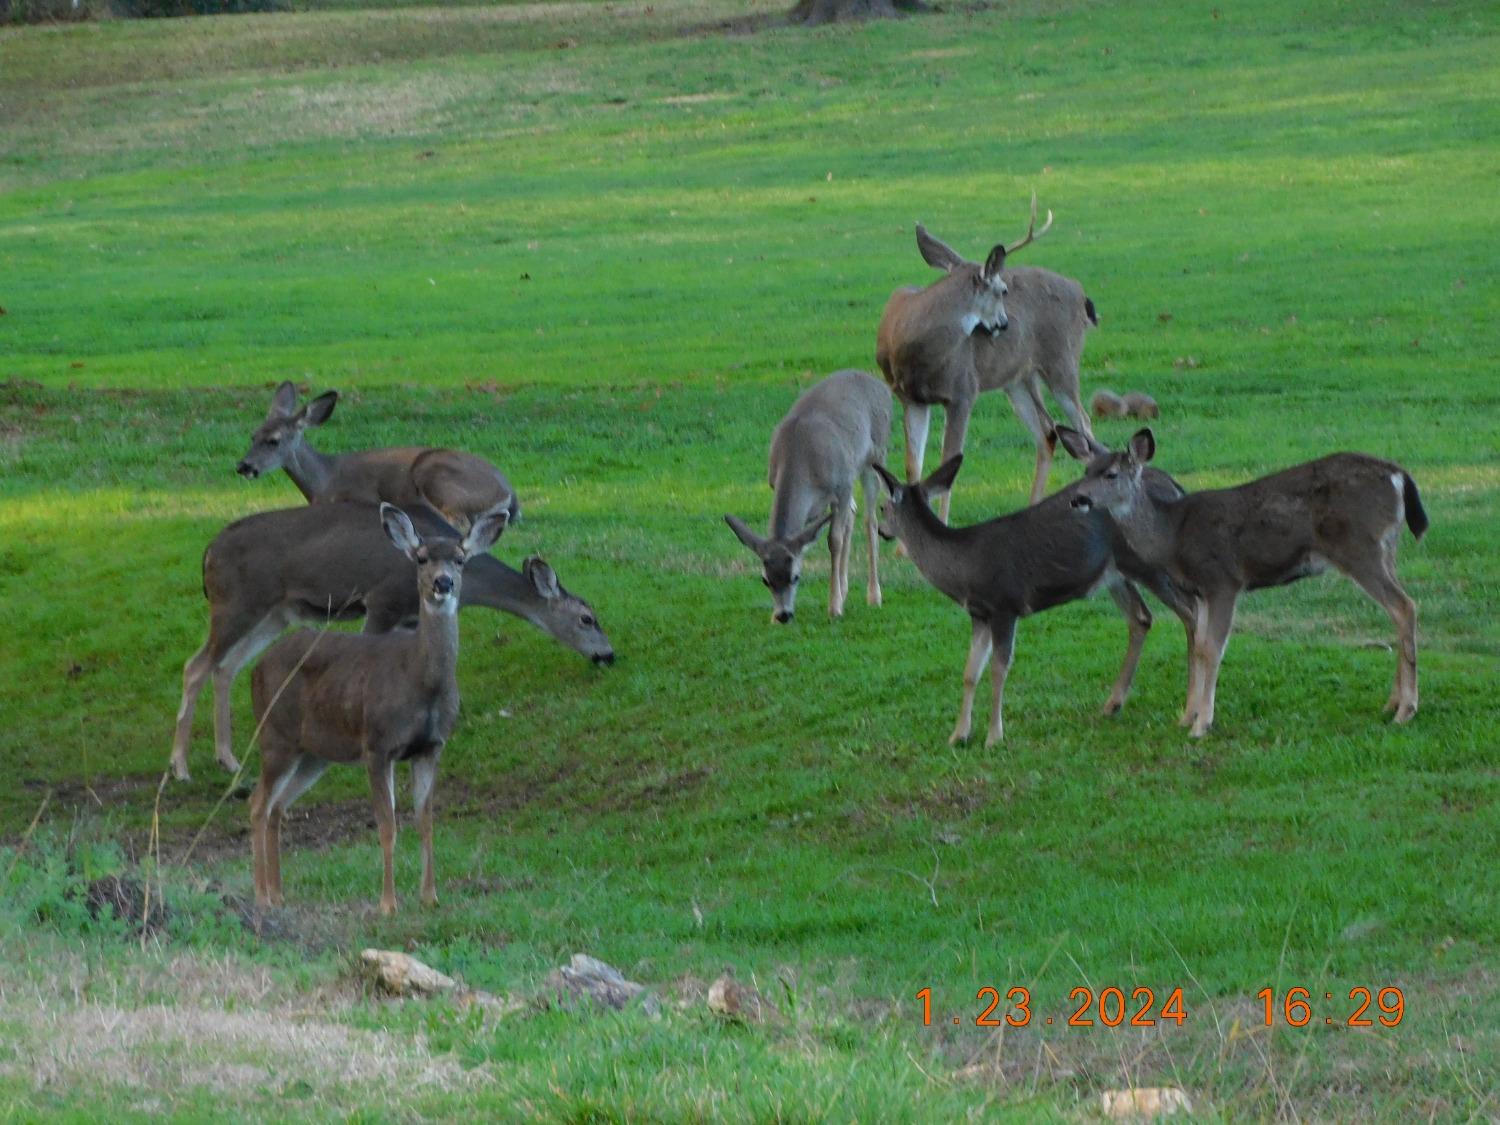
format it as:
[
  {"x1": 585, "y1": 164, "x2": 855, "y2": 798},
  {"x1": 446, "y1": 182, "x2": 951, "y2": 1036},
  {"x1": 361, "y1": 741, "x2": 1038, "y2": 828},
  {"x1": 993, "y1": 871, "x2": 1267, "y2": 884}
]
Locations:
[{"x1": 168, "y1": 198, "x2": 1427, "y2": 914}]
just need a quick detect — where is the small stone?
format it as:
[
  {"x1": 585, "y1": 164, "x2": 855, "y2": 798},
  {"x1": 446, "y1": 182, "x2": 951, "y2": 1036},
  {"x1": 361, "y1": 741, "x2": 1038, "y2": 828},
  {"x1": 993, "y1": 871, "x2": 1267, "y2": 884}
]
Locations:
[
  {"x1": 359, "y1": 949, "x2": 457, "y2": 997},
  {"x1": 540, "y1": 954, "x2": 660, "y2": 1017}
]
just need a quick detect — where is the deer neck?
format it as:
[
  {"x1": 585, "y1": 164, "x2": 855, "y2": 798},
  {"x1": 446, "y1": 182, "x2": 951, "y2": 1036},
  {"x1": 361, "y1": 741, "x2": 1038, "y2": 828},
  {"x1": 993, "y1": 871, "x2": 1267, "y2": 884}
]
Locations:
[
  {"x1": 768, "y1": 477, "x2": 820, "y2": 543},
  {"x1": 412, "y1": 595, "x2": 462, "y2": 695},
  {"x1": 459, "y1": 555, "x2": 540, "y2": 624},
  {"x1": 897, "y1": 499, "x2": 972, "y2": 600},
  {"x1": 1109, "y1": 489, "x2": 1180, "y2": 568},
  {"x1": 283, "y1": 441, "x2": 339, "y2": 503}
]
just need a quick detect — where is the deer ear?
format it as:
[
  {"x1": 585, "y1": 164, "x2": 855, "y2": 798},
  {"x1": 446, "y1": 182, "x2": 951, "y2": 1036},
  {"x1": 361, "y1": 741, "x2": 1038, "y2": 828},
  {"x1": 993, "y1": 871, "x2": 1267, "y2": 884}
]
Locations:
[
  {"x1": 915, "y1": 224, "x2": 965, "y2": 272},
  {"x1": 981, "y1": 244, "x2": 1006, "y2": 281},
  {"x1": 724, "y1": 514, "x2": 768, "y2": 556},
  {"x1": 871, "y1": 463, "x2": 901, "y2": 496},
  {"x1": 1128, "y1": 428, "x2": 1157, "y2": 463},
  {"x1": 462, "y1": 507, "x2": 509, "y2": 556},
  {"x1": 300, "y1": 391, "x2": 338, "y2": 428},
  {"x1": 269, "y1": 381, "x2": 298, "y2": 420},
  {"x1": 524, "y1": 556, "x2": 560, "y2": 599},
  {"x1": 380, "y1": 503, "x2": 423, "y2": 561},
  {"x1": 1056, "y1": 426, "x2": 1107, "y2": 463},
  {"x1": 923, "y1": 454, "x2": 963, "y2": 495}
]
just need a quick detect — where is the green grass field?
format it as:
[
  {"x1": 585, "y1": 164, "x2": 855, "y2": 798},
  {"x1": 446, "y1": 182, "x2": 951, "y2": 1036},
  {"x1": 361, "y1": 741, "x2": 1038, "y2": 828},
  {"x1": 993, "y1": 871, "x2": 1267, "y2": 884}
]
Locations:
[{"x1": 2, "y1": 0, "x2": 1498, "y2": 1117}]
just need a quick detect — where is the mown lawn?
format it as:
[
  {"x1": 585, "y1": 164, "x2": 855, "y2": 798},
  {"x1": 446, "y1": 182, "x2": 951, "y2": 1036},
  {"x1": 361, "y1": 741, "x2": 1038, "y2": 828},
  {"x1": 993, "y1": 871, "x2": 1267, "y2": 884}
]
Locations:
[{"x1": 1, "y1": 0, "x2": 1497, "y2": 1118}]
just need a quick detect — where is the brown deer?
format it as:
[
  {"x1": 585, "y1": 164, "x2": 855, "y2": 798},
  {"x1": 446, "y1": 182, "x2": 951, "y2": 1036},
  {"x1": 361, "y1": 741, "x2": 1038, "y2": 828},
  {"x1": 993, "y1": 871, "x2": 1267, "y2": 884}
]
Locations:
[
  {"x1": 1066, "y1": 428, "x2": 1428, "y2": 737},
  {"x1": 725, "y1": 369, "x2": 891, "y2": 623},
  {"x1": 875, "y1": 195, "x2": 1097, "y2": 515},
  {"x1": 170, "y1": 502, "x2": 614, "y2": 782},
  {"x1": 237, "y1": 382, "x2": 519, "y2": 529},
  {"x1": 248, "y1": 504, "x2": 505, "y2": 914}
]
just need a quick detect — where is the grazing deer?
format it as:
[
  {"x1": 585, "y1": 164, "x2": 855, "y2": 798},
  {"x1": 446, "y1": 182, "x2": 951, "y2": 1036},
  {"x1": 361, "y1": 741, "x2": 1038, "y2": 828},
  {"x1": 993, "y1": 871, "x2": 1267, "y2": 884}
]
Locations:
[
  {"x1": 875, "y1": 195, "x2": 1098, "y2": 514},
  {"x1": 872, "y1": 451, "x2": 1188, "y2": 746},
  {"x1": 170, "y1": 502, "x2": 613, "y2": 782},
  {"x1": 725, "y1": 369, "x2": 892, "y2": 623},
  {"x1": 1066, "y1": 429, "x2": 1428, "y2": 737},
  {"x1": 237, "y1": 382, "x2": 520, "y2": 529},
  {"x1": 250, "y1": 504, "x2": 505, "y2": 915}
]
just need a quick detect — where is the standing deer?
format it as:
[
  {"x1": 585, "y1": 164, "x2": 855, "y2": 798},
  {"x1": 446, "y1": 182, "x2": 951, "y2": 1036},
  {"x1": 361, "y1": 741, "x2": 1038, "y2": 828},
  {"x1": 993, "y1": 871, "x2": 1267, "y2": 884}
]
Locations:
[
  {"x1": 170, "y1": 502, "x2": 613, "y2": 782},
  {"x1": 237, "y1": 382, "x2": 520, "y2": 529},
  {"x1": 249, "y1": 504, "x2": 505, "y2": 915},
  {"x1": 875, "y1": 195, "x2": 1098, "y2": 514},
  {"x1": 1066, "y1": 428, "x2": 1428, "y2": 737},
  {"x1": 725, "y1": 369, "x2": 892, "y2": 623},
  {"x1": 872, "y1": 450, "x2": 1188, "y2": 746}
]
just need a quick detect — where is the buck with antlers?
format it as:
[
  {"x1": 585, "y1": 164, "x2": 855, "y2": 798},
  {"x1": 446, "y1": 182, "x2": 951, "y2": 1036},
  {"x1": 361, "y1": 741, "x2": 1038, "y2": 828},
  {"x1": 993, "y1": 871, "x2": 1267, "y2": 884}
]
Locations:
[
  {"x1": 169, "y1": 502, "x2": 613, "y2": 782},
  {"x1": 249, "y1": 504, "x2": 505, "y2": 915},
  {"x1": 1065, "y1": 428, "x2": 1428, "y2": 737},
  {"x1": 237, "y1": 382, "x2": 520, "y2": 529},
  {"x1": 876, "y1": 195, "x2": 1098, "y2": 514}
]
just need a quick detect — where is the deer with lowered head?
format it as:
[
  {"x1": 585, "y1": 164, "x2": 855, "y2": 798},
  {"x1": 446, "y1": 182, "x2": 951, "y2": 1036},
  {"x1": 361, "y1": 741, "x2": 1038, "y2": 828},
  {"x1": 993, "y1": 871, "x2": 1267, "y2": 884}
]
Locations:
[
  {"x1": 875, "y1": 194, "x2": 1098, "y2": 515},
  {"x1": 249, "y1": 503, "x2": 505, "y2": 915},
  {"x1": 873, "y1": 446, "x2": 1189, "y2": 747},
  {"x1": 725, "y1": 369, "x2": 892, "y2": 623},
  {"x1": 169, "y1": 502, "x2": 614, "y2": 782},
  {"x1": 237, "y1": 382, "x2": 520, "y2": 529},
  {"x1": 1065, "y1": 428, "x2": 1428, "y2": 737}
]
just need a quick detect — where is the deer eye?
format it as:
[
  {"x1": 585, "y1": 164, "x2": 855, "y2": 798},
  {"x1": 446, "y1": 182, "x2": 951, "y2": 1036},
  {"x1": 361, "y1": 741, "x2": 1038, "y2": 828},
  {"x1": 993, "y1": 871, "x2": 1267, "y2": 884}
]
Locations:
[
  {"x1": 581, "y1": 614, "x2": 596, "y2": 628},
  {"x1": 791, "y1": 574, "x2": 800, "y2": 585},
  {"x1": 1104, "y1": 469, "x2": 1119, "y2": 481},
  {"x1": 265, "y1": 436, "x2": 280, "y2": 447}
]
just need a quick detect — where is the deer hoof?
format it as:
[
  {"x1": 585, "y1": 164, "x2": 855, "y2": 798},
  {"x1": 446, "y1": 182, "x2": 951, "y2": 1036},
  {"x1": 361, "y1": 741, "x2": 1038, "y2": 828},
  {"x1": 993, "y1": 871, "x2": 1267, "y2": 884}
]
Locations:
[
  {"x1": 1188, "y1": 720, "x2": 1213, "y2": 739},
  {"x1": 1101, "y1": 697, "x2": 1125, "y2": 716},
  {"x1": 1393, "y1": 701, "x2": 1418, "y2": 724},
  {"x1": 948, "y1": 730, "x2": 970, "y2": 747},
  {"x1": 984, "y1": 732, "x2": 1004, "y2": 748},
  {"x1": 216, "y1": 752, "x2": 242, "y2": 774},
  {"x1": 171, "y1": 761, "x2": 191, "y2": 783},
  {"x1": 867, "y1": 590, "x2": 882, "y2": 607}
]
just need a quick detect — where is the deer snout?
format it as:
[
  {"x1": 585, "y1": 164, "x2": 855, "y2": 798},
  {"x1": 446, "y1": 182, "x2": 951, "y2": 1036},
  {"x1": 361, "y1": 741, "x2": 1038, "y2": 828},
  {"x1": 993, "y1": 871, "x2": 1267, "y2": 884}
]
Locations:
[
  {"x1": 993, "y1": 314, "x2": 1009, "y2": 332},
  {"x1": 432, "y1": 574, "x2": 455, "y2": 597},
  {"x1": 592, "y1": 651, "x2": 615, "y2": 667},
  {"x1": 774, "y1": 610, "x2": 794, "y2": 624},
  {"x1": 1070, "y1": 495, "x2": 1093, "y2": 511},
  {"x1": 236, "y1": 460, "x2": 259, "y2": 479}
]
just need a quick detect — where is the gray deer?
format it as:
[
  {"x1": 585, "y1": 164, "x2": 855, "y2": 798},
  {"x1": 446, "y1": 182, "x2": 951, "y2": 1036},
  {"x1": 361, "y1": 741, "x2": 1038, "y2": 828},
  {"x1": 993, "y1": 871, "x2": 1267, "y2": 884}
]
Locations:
[
  {"x1": 1065, "y1": 428, "x2": 1428, "y2": 737},
  {"x1": 725, "y1": 369, "x2": 892, "y2": 622},
  {"x1": 873, "y1": 449, "x2": 1188, "y2": 746},
  {"x1": 249, "y1": 504, "x2": 505, "y2": 915},
  {"x1": 875, "y1": 195, "x2": 1098, "y2": 515},
  {"x1": 170, "y1": 502, "x2": 613, "y2": 782},
  {"x1": 237, "y1": 382, "x2": 520, "y2": 529}
]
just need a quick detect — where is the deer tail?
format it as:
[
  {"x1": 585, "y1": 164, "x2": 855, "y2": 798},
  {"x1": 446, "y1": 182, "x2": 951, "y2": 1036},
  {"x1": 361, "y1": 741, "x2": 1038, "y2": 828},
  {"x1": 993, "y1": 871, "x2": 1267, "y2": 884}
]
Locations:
[
  {"x1": 1084, "y1": 297, "x2": 1099, "y2": 326},
  {"x1": 1402, "y1": 471, "x2": 1429, "y2": 541}
]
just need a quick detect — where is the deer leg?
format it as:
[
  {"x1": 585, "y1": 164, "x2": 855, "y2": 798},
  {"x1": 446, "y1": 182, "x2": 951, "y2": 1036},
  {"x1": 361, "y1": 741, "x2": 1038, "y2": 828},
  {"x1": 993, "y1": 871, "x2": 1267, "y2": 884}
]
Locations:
[
  {"x1": 862, "y1": 468, "x2": 882, "y2": 607},
  {"x1": 1189, "y1": 595, "x2": 1238, "y2": 738},
  {"x1": 902, "y1": 402, "x2": 931, "y2": 484},
  {"x1": 212, "y1": 615, "x2": 288, "y2": 775},
  {"x1": 412, "y1": 748, "x2": 443, "y2": 908},
  {"x1": 1004, "y1": 380, "x2": 1057, "y2": 506},
  {"x1": 1103, "y1": 578, "x2": 1153, "y2": 715},
  {"x1": 170, "y1": 641, "x2": 216, "y2": 782},
  {"x1": 950, "y1": 617, "x2": 994, "y2": 746},
  {"x1": 249, "y1": 778, "x2": 270, "y2": 908},
  {"x1": 367, "y1": 756, "x2": 399, "y2": 916},
  {"x1": 935, "y1": 395, "x2": 974, "y2": 523},
  {"x1": 1045, "y1": 361, "x2": 1094, "y2": 440},
  {"x1": 264, "y1": 755, "x2": 328, "y2": 907},
  {"x1": 984, "y1": 615, "x2": 1018, "y2": 747},
  {"x1": 1345, "y1": 552, "x2": 1420, "y2": 723}
]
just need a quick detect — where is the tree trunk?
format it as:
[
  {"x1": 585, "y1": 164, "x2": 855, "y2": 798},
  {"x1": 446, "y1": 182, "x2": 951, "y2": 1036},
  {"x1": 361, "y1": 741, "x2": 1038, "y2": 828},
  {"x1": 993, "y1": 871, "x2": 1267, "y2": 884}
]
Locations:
[{"x1": 787, "y1": 0, "x2": 926, "y2": 26}]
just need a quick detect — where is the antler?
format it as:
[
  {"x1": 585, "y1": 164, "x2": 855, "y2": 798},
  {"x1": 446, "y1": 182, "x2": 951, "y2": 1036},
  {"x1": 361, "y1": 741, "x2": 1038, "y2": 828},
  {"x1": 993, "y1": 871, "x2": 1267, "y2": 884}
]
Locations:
[{"x1": 1004, "y1": 190, "x2": 1054, "y2": 256}]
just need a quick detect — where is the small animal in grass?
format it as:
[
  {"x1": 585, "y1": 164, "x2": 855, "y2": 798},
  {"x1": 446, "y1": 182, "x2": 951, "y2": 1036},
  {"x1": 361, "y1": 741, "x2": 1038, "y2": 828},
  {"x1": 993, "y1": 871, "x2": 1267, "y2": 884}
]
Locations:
[
  {"x1": 1066, "y1": 427, "x2": 1427, "y2": 737},
  {"x1": 237, "y1": 381, "x2": 519, "y2": 530},
  {"x1": 247, "y1": 503, "x2": 506, "y2": 915},
  {"x1": 1091, "y1": 389, "x2": 1160, "y2": 420},
  {"x1": 725, "y1": 369, "x2": 891, "y2": 623}
]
